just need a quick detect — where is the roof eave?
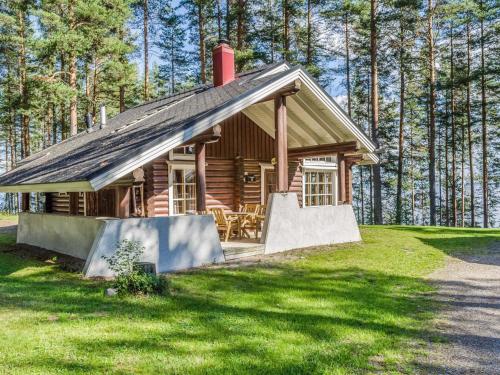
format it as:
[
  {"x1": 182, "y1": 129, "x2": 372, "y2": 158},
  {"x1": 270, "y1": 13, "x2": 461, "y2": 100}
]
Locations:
[{"x1": 0, "y1": 180, "x2": 94, "y2": 193}]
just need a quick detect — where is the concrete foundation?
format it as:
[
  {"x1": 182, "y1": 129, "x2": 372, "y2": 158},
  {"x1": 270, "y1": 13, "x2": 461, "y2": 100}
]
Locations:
[
  {"x1": 84, "y1": 215, "x2": 224, "y2": 277},
  {"x1": 261, "y1": 193, "x2": 361, "y2": 254},
  {"x1": 17, "y1": 213, "x2": 105, "y2": 259}
]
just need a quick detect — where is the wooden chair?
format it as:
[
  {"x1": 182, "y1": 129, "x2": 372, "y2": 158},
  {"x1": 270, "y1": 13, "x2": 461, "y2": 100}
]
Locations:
[
  {"x1": 242, "y1": 203, "x2": 259, "y2": 214},
  {"x1": 240, "y1": 204, "x2": 262, "y2": 239},
  {"x1": 255, "y1": 205, "x2": 266, "y2": 235},
  {"x1": 210, "y1": 208, "x2": 238, "y2": 242}
]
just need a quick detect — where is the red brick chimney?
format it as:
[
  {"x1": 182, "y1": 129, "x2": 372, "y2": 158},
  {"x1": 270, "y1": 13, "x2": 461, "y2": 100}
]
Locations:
[{"x1": 212, "y1": 40, "x2": 235, "y2": 87}]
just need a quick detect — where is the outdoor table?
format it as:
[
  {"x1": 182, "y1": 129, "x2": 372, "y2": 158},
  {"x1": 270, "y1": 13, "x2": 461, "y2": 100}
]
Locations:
[{"x1": 226, "y1": 212, "x2": 256, "y2": 239}]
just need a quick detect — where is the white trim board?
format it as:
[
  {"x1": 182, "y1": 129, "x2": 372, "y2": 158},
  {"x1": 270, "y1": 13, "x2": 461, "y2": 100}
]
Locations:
[{"x1": 0, "y1": 181, "x2": 93, "y2": 193}]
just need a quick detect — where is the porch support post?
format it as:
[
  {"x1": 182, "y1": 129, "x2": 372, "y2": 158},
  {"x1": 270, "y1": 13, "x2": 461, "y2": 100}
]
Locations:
[
  {"x1": 21, "y1": 193, "x2": 30, "y2": 212},
  {"x1": 195, "y1": 142, "x2": 207, "y2": 213},
  {"x1": 338, "y1": 153, "x2": 346, "y2": 204},
  {"x1": 44, "y1": 193, "x2": 52, "y2": 213},
  {"x1": 116, "y1": 187, "x2": 130, "y2": 218},
  {"x1": 345, "y1": 162, "x2": 353, "y2": 204},
  {"x1": 274, "y1": 95, "x2": 288, "y2": 192},
  {"x1": 69, "y1": 192, "x2": 80, "y2": 215}
]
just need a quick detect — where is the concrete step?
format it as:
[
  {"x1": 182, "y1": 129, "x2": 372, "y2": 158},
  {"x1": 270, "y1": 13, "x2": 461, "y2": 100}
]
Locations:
[{"x1": 223, "y1": 246, "x2": 265, "y2": 261}]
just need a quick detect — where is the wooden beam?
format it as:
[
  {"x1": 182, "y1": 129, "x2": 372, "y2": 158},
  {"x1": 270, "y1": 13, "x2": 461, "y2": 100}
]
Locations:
[
  {"x1": 254, "y1": 79, "x2": 301, "y2": 104},
  {"x1": 186, "y1": 134, "x2": 220, "y2": 145},
  {"x1": 288, "y1": 141, "x2": 360, "y2": 159},
  {"x1": 116, "y1": 187, "x2": 130, "y2": 218},
  {"x1": 195, "y1": 142, "x2": 207, "y2": 212},
  {"x1": 338, "y1": 153, "x2": 346, "y2": 204},
  {"x1": 69, "y1": 192, "x2": 79, "y2": 215},
  {"x1": 275, "y1": 95, "x2": 288, "y2": 192},
  {"x1": 21, "y1": 193, "x2": 30, "y2": 212}
]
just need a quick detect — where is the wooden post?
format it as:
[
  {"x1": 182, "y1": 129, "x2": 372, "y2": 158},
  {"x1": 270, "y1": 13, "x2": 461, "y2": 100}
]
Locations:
[
  {"x1": 274, "y1": 95, "x2": 288, "y2": 192},
  {"x1": 69, "y1": 192, "x2": 80, "y2": 215},
  {"x1": 345, "y1": 162, "x2": 353, "y2": 204},
  {"x1": 21, "y1": 193, "x2": 30, "y2": 212},
  {"x1": 116, "y1": 187, "x2": 130, "y2": 218},
  {"x1": 44, "y1": 193, "x2": 52, "y2": 213},
  {"x1": 195, "y1": 142, "x2": 207, "y2": 213},
  {"x1": 338, "y1": 153, "x2": 346, "y2": 204}
]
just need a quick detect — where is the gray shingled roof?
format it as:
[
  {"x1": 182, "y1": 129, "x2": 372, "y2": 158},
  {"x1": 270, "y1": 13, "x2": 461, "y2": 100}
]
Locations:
[{"x1": 0, "y1": 63, "x2": 289, "y2": 187}]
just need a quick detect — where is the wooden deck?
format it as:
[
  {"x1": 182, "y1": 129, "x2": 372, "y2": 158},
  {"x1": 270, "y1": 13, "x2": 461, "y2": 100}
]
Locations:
[{"x1": 221, "y1": 239, "x2": 265, "y2": 260}]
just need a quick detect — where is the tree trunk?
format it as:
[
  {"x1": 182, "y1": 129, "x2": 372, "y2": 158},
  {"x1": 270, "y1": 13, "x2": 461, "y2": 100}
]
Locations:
[
  {"x1": 46, "y1": 105, "x2": 53, "y2": 148},
  {"x1": 344, "y1": 13, "x2": 351, "y2": 116},
  {"x1": 370, "y1": 0, "x2": 382, "y2": 224},
  {"x1": 410, "y1": 122, "x2": 415, "y2": 225},
  {"x1": 236, "y1": 0, "x2": 244, "y2": 50},
  {"x1": 461, "y1": 115, "x2": 465, "y2": 227},
  {"x1": 216, "y1": 0, "x2": 223, "y2": 41},
  {"x1": 283, "y1": 0, "x2": 290, "y2": 60},
  {"x1": 450, "y1": 23, "x2": 457, "y2": 227},
  {"x1": 360, "y1": 167, "x2": 365, "y2": 225},
  {"x1": 480, "y1": 0, "x2": 488, "y2": 228},
  {"x1": 466, "y1": 23, "x2": 475, "y2": 227},
  {"x1": 306, "y1": 0, "x2": 312, "y2": 66},
  {"x1": 69, "y1": 52, "x2": 78, "y2": 136},
  {"x1": 18, "y1": 9, "x2": 30, "y2": 158},
  {"x1": 269, "y1": 0, "x2": 275, "y2": 63},
  {"x1": 52, "y1": 103, "x2": 57, "y2": 145},
  {"x1": 198, "y1": 3, "x2": 206, "y2": 83},
  {"x1": 438, "y1": 118, "x2": 442, "y2": 225},
  {"x1": 396, "y1": 23, "x2": 404, "y2": 225},
  {"x1": 226, "y1": 0, "x2": 232, "y2": 42},
  {"x1": 427, "y1": 0, "x2": 436, "y2": 225},
  {"x1": 143, "y1": 0, "x2": 149, "y2": 100},
  {"x1": 445, "y1": 96, "x2": 449, "y2": 226},
  {"x1": 68, "y1": 0, "x2": 78, "y2": 137}
]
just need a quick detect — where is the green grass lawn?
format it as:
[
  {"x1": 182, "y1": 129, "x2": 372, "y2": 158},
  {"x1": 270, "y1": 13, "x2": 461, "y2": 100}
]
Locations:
[
  {"x1": 0, "y1": 225, "x2": 498, "y2": 374},
  {"x1": 0, "y1": 212, "x2": 17, "y2": 222}
]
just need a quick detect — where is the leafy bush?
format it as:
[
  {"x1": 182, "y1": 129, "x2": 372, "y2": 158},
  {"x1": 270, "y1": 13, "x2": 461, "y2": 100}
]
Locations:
[
  {"x1": 102, "y1": 239, "x2": 168, "y2": 296},
  {"x1": 114, "y1": 272, "x2": 169, "y2": 295},
  {"x1": 102, "y1": 239, "x2": 144, "y2": 275}
]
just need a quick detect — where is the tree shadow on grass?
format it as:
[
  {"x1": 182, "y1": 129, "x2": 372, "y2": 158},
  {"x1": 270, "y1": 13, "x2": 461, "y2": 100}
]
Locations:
[
  {"x1": 0, "y1": 253, "x2": 441, "y2": 374},
  {"x1": 416, "y1": 237, "x2": 500, "y2": 266},
  {"x1": 386, "y1": 225, "x2": 500, "y2": 237},
  {"x1": 386, "y1": 225, "x2": 500, "y2": 266}
]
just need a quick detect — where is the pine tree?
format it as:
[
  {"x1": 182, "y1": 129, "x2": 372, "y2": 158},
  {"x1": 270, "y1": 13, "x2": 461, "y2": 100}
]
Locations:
[{"x1": 156, "y1": 2, "x2": 190, "y2": 94}]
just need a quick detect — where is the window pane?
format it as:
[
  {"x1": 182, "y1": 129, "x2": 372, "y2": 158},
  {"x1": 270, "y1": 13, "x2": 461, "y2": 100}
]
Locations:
[
  {"x1": 303, "y1": 170, "x2": 334, "y2": 207},
  {"x1": 185, "y1": 170, "x2": 196, "y2": 183},
  {"x1": 172, "y1": 168, "x2": 196, "y2": 215}
]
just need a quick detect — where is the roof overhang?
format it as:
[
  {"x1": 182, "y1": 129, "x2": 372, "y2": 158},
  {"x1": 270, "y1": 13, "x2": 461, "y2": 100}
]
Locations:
[
  {"x1": 0, "y1": 180, "x2": 93, "y2": 193},
  {"x1": 0, "y1": 64, "x2": 378, "y2": 193},
  {"x1": 87, "y1": 66, "x2": 378, "y2": 191}
]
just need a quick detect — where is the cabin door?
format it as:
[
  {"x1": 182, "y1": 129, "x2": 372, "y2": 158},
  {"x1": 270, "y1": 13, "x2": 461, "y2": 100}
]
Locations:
[{"x1": 263, "y1": 169, "x2": 276, "y2": 205}]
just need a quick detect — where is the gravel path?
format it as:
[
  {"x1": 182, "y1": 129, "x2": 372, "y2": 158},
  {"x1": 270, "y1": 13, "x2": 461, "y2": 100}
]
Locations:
[{"x1": 424, "y1": 242, "x2": 500, "y2": 374}]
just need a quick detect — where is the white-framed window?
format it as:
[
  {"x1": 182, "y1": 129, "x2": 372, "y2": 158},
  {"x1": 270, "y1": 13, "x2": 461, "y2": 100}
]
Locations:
[
  {"x1": 168, "y1": 162, "x2": 196, "y2": 215},
  {"x1": 169, "y1": 145, "x2": 195, "y2": 161},
  {"x1": 303, "y1": 170, "x2": 337, "y2": 207}
]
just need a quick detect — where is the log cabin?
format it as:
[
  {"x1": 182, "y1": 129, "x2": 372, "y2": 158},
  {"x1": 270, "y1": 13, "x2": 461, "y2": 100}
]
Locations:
[{"x1": 0, "y1": 41, "x2": 379, "y2": 277}]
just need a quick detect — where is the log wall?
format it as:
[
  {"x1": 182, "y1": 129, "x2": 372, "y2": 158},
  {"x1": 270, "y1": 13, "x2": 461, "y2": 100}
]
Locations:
[{"x1": 144, "y1": 156, "x2": 168, "y2": 217}]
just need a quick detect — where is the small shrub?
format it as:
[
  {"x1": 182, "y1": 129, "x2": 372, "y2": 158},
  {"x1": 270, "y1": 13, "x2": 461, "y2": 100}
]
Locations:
[
  {"x1": 102, "y1": 240, "x2": 168, "y2": 296},
  {"x1": 102, "y1": 239, "x2": 144, "y2": 275},
  {"x1": 114, "y1": 271, "x2": 169, "y2": 296}
]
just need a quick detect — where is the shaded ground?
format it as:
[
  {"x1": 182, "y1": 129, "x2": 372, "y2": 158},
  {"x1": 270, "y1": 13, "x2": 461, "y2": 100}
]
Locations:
[
  {"x1": 0, "y1": 220, "x2": 17, "y2": 234},
  {"x1": 423, "y1": 242, "x2": 500, "y2": 374},
  {"x1": 0, "y1": 222, "x2": 84, "y2": 272}
]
